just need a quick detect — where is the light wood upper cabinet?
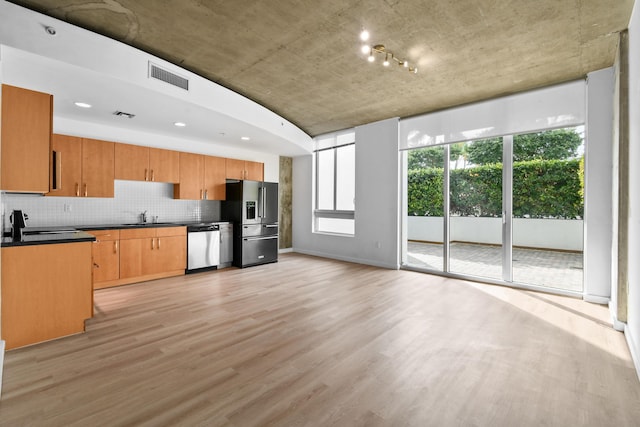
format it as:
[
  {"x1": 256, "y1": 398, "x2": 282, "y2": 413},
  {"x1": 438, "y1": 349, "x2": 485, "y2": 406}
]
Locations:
[
  {"x1": 174, "y1": 152, "x2": 204, "y2": 200},
  {"x1": 49, "y1": 135, "x2": 114, "y2": 197},
  {"x1": 149, "y1": 148, "x2": 180, "y2": 183},
  {"x1": 225, "y1": 158, "x2": 246, "y2": 180},
  {"x1": 114, "y1": 144, "x2": 148, "y2": 181},
  {"x1": 226, "y1": 158, "x2": 263, "y2": 181},
  {"x1": 1, "y1": 84, "x2": 52, "y2": 193},
  {"x1": 204, "y1": 156, "x2": 227, "y2": 200},
  {"x1": 175, "y1": 153, "x2": 226, "y2": 200},
  {"x1": 49, "y1": 134, "x2": 83, "y2": 197},
  {"x1": 82, "y1": 138, "x2": 115, "y2": 197},
  {"x1": 245, "y1": 160, "x2": 264, "y2": 181},
  {"x1": 115, "y1": 143, "x2": 179, "y2": 183}
]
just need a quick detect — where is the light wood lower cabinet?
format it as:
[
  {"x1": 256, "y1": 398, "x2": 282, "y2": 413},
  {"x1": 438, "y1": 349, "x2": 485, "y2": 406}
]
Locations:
[
  {"x1": 1, "y1": 242, "x2": 93, "y2": 350},
  {"x1": 86, "y1": 229, "x2": 120, "y2": 289},
  {"x1": 89, "y1": 226, "x2": 186, "y2": 289}
]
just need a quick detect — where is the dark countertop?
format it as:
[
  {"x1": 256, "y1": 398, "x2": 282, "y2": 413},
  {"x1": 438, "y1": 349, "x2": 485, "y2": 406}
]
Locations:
[
  {"x1": 75, "y1": 221, "x2": 230, "y2": 231},
  {"x1": 1, "y1": 221, "x2": 232, "y2": 247},
  {"x1": 1, "y1": 231, "x2": 96, "y2": 248}
]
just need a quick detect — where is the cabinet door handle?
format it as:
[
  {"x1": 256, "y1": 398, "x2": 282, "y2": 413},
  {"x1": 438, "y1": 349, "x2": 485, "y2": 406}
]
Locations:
[
  {"x1": 200, "y1": 189, "x2": 203, "y2": 200},
  {"x1": 151, "y1": 238, "x2": 155, "y2": 250},
  {"x1": 75, "y1": 183, "x2": 80, "y2": 197},
  {"x1": 52, "y1": 150, "x2": 62, "y2": 190},
  {"x1": 157, "y1": 238, "x2": 161, "y2": 249},
  {"x1": 151, "y1": 169, "x2": 155, "y2": 182},
  {"x1": 114, "y1": 240, "x2": 118, "y2": 253},
  {"x1": 93, "y1": 263, "x2": 100, "y2": 268},
  {"x1": 145, "y1": 168, "x2": 148, "y2": 181},
  {"x1": 204, "y1": 189, "x2": 208, "y2": 200},
  {"x1": 84, "y1": 183, "x2": 88, "y2": 197}
]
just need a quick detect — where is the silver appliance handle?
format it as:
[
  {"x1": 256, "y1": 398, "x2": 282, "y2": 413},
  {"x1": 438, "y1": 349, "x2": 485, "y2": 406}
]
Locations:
[
  {"x1": 264, "y1": 224, "x2": 278, "y2": 228},
  {"x1": 243, "y1": 235, "x2": 277, "y2": 242},
  {"x1": 262, "y1": 186, "x2": 266, "y2": 218}
]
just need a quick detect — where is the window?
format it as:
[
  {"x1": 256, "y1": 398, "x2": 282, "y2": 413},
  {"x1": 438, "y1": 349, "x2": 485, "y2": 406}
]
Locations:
[{"x1": 314, "y1": 130, "x2": 355, "y2": 234}]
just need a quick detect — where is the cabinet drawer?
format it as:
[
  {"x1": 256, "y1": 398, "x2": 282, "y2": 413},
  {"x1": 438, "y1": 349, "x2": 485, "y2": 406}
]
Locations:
[
  {"x1": 119, "y1": 227, "x2": 156, "y2": 240},
  {"x1": 156, "y1": 226, "x2": 186, "y2": 237},
  {"x1": 86, "y1": 229, "x2": 120, "y2": 241}
]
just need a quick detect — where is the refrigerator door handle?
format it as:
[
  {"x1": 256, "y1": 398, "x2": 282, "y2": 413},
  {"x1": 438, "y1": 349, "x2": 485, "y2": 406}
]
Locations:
[
  {"x1": 262, "y1": 186, "x2": 266, "y2": 219},
  {"x1": 243, "y1": 235, "x2": 277, "y2": 242},
  {"x1": 264, "y1": 224, "x2": 278, "y2": 228}
]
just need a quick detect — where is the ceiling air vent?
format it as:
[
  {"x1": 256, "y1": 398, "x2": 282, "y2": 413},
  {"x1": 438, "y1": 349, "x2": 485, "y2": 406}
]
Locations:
[
  {"x1": 149, "y1": 62, "x2": 189, "y2": 90},
  {"x1": 113, "y1": 111, "x2": 136, "y2": 119}
]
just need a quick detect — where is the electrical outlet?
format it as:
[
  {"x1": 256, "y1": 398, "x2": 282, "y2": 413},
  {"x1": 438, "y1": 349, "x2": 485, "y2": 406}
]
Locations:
[{"x1": 64, "y1": 204, "x2": 72, "y2": 212}]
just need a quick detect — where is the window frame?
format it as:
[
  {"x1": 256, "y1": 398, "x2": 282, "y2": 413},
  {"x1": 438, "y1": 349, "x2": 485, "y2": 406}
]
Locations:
[{"x1": 313, "y1": 130, "x2": 355, "y2": 234}]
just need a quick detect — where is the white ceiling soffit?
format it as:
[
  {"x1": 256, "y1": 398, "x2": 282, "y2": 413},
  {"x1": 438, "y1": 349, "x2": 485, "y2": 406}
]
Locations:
[{"x1": 0, "y1": 1, "x2": 313, "y2": 157}]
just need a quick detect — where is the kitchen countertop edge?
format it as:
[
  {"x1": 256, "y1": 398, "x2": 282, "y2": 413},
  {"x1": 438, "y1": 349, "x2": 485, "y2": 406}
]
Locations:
[
  {"x1": 1, "y1": 221, "x2": 233, "y2": 247},
  {"x1": 1, "y1": 231, "x2": 97, "y2": 248}
]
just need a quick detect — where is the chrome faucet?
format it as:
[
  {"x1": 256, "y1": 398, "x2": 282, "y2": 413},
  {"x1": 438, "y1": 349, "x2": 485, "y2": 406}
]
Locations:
[{"x1": 140, "y1": 210, "x2": 148, "y2": 223}]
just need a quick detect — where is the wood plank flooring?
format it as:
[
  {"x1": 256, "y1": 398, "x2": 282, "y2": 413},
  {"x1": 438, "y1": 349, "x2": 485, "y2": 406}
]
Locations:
[{"x1": 1, "y1": 253, "x2": 639, "y2": 426}]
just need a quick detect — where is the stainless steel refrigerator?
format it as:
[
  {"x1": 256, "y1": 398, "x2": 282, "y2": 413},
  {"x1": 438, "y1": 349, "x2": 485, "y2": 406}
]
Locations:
[{"x1": 222, "y1": 180, "x2": 278, "y2": 268}]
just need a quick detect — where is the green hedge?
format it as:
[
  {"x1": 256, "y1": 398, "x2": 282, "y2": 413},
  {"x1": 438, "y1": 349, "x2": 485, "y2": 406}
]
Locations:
[{"x1": 408, "y1": 159, "x2": 583, "y2": 219}]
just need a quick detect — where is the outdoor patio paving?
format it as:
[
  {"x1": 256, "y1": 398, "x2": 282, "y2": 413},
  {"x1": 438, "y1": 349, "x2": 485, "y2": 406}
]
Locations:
[{"x1": 407, "y1": 241, "x2": 583, "y2": 292}]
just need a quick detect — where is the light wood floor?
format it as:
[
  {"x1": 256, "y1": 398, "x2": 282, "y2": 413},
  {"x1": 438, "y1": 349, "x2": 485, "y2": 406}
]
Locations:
[{"x1": 1, "y1": 253, "x2": 639, "y2": 426}]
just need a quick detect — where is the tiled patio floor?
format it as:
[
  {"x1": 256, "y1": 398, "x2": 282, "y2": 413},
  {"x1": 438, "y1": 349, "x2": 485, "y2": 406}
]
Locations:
[{"x1": 407, "y1": 241, "x2": 583, "y2": 292}]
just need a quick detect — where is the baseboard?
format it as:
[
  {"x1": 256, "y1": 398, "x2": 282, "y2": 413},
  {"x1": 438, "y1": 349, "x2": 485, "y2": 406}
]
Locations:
[
  {"x1": 292, "y1": 248, "x2": 399, "y2": 270},
  {"x1": 583, "y1": 293, "x2": 610, "y2": 305},
  {"x1": 279, "y1": 247, "x2": 293, "y2": 254},
  {"x1": 608, "y1": 301, "x2": 626, "y2": 331},
  {"x1": 625, "y1": 323, "x2": 640, "y2": 382}
]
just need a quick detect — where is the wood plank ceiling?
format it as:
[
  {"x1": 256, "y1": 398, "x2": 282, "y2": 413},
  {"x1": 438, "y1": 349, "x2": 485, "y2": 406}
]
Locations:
[{"x1": 8, "y1": 0, "x2": 635, "y2": 136}]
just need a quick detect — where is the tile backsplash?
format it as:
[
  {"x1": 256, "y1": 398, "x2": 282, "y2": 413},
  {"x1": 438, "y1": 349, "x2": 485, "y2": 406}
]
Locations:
[{"x1": 1, "y1": 180, "x2": 220, "y2": 231}]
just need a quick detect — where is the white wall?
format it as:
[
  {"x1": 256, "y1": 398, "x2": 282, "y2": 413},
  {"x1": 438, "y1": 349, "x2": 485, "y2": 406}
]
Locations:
[
  {"x1": 292, "y1": 118, "x2": 400, "y2": 269},
  {"x1": 626, "y1": 0, "x2": 640, "y2": 379},
  {"x1": 584, "y1": 68, "x2": 615, "y2": 303}
]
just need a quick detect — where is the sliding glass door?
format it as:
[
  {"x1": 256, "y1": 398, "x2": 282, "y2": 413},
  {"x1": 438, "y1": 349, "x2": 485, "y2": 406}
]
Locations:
[
  {"x1": 510, "y1": 128, "x2": 584, "y2": 291},
  {"x1": 404, "y1": 127, "x2": 584, "y2": 293},
  {"x1": 448, "y1": 140, "x2": 503, "y2": 280},
  {"x1": 406, "y1": 146, "x2": 445, "y2": 271}
]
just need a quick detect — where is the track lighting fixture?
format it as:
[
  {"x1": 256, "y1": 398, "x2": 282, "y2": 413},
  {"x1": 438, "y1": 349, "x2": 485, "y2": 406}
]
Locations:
[{"x1": 359, "y1": 29, "x2": 417, "y2": 74}]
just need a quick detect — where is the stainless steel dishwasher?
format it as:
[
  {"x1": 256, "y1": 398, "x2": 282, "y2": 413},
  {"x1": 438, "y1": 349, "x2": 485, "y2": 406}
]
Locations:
[{"x1": 186, "y1": 223, "x2": 220, "y2": 273}]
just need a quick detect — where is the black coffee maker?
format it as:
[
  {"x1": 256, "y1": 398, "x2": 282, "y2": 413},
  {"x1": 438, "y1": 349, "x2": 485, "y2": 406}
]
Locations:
[{"x1": 10, "y1": 210, "x2": 28, "y2": 241}]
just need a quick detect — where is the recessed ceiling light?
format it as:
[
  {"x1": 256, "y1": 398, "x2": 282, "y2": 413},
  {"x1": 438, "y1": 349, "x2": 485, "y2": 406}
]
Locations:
[
  {"x1": 74, "y1": 102, "x2": 92, "y2": 108},
  {"x1": 241, "y1": 136, "x2": 250, "y2": 141},
  {"x1": 174, "y1": 122, "x2": 186, "y2": 127},
  {"x1": 360, "y1": 29, "x2": 369, "y2": 41}
]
